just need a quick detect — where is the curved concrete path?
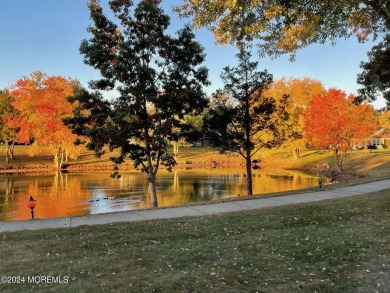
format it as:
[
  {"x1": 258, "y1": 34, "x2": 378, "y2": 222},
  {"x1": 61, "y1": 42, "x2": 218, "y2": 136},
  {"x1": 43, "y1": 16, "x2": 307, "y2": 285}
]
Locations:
[{"x1": 1, "y1": 179, "x2": 390, "y2": 233}]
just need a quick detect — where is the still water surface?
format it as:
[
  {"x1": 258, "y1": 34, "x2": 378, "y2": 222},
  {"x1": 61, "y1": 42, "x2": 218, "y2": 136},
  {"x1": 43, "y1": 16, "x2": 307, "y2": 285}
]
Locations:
[{"x1": 0, "y1": 169, "x2": 324, "y2": 221}]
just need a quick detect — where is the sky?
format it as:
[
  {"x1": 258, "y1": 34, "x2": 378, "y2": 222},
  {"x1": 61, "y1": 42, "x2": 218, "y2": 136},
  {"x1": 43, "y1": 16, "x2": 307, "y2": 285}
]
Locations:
[{"x1": 0, "y1": 0, "x2": 386, "y2": 108}]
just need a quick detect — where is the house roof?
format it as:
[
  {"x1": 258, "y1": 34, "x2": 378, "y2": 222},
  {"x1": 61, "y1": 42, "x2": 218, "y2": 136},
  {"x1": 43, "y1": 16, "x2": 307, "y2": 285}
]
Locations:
[{"x1": 372, "y1": 127, "x2": 390, "y2": 139}]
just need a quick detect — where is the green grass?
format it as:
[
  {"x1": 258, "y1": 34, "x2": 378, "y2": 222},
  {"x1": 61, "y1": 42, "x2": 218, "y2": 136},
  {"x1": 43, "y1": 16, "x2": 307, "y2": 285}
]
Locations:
[{"x1": 1, "y1": 190, "x2": 390, "y2": 292}]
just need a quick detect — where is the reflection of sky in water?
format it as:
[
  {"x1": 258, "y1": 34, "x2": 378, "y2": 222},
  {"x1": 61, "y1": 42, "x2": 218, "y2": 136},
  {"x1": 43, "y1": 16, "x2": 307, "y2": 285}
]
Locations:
[
  {"x1": 89, "y1": 188, "x2": 144, "y2": 214},
  {"x1": 0, "y1": 170, "x2": 327, "y2": 220}
]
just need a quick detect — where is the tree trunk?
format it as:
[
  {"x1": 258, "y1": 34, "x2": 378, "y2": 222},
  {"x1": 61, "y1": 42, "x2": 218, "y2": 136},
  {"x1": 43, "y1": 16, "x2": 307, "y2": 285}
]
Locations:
[
  {"x1": 146, "y1": 147, "x2": 158, "y2": 207},
  {"x1": 60, "y1": 150, "x2": 64, "y2": 168},
  {"x1": 292, "y1": 148, "x2": 301, "y2": 159},
  {"x1": 5, "y1": 140, "x2": 15, "y2": 163},
  {"x1": 145, "y1": 121, "x2": 159, "y2": 207},
  {"x1": 54, "y1": 148, "x2": 65, "y2": 169},
  {"x1": 245, "y1": 156, "x2": 253, "y2": 196},
  {"x1": 244, "y1": 86, "x2": 253, "y2": 196},
  {"x1": 149, "y1": 176, "x2": 158, "y2": 208},
  {"x1": 10, "y1": 141, "x2": 15, "y2": 160},
  {"x1": 54, "y1": 154, "x2": 59, "y2": 169},
  {"x1": 5, "y1": 143, "x2": 9, "y2": 164},
  {"x1": 334, "y1": 148, "x2": 343, "y2": 173}
]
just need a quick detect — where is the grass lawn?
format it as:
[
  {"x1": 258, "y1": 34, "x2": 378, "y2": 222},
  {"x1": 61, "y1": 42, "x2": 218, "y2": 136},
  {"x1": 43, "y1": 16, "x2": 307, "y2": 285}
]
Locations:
[{"x1": 1, "y1": 189, "x2": 390, "y2": 292}]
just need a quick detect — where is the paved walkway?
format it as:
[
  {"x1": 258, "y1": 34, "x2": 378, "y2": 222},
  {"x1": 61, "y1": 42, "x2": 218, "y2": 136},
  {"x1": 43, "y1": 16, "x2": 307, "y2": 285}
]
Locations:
[{"x1": 1, "y1": 179, "x2": 390, "y2": 233}]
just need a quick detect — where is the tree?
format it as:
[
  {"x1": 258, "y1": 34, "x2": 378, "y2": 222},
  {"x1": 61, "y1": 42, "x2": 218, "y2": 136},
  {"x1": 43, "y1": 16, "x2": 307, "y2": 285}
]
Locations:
[
  {"x1": 357, "y1": 34, "x2": 390, "y2": 105},
  {"x1": 170, "y1": 115, "x2": 202, "y2": 159},
  {"x1": 304, "y1": 89, "x2": 377, "y2": 173},
  {"x1": 262, "y1": 77, "x2": 326, "y2": 158},
  {"x1": 175, "y1": 0, "x2": 389, "y2": 58},
  {"x1": 70, "y1": 0, "x2": 209, "y2": 208},
  {"x1": 204, "y1": 50, "x2": 288, "y2": 196},
  {"x1": 378, "y1": 109, "x2": 390, "y2": 129},
  {"x1": 0, "y1": 90, "x2": 19, "y2": 163},
  {"x1": 10, "y1": 71, "x2": 80, "y2": 169}
]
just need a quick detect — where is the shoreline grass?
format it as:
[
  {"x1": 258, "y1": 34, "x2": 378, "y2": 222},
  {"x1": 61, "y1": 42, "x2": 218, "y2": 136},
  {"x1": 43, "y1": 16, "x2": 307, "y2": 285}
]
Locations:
[
  {"x1": 1, "y1": 189, "x2": 390, "y2": 292},
  {"x1": 2, "y1": 145, "x2": 390, "y2": 169}
]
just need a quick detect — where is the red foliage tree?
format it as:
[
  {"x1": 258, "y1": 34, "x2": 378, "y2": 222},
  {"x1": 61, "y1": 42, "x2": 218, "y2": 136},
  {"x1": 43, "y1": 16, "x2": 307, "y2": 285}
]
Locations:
[{"x1": 304, "y1": 89, "x2": 377, "y2": 173}]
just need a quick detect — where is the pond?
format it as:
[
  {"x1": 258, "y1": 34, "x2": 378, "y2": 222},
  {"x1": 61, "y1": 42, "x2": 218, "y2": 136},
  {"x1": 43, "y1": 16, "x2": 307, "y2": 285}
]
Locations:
[{"x1": 0, "y1": 169, "x2": 326, "y2": 221}]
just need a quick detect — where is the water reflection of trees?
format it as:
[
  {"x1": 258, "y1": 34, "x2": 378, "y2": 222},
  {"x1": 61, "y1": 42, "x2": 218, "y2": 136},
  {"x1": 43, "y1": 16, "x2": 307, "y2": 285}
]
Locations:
[
  {"x1": 0, "y1": 170, "x2": 324, "y2": 220},
  {"x1": 153, "y1": 170, "x2": 322, "y2": 208},
  {"x1": 0, "y1": 173, "x2": 92, "y2": 220},
  {"x1": 0, "y1": 176, "x2": 16, "y2": 219}
]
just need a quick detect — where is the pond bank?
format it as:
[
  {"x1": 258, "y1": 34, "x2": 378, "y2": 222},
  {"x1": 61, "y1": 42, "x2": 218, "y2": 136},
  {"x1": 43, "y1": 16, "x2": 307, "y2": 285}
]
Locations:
[{"x1": 2, "y1": 146, "x2": 390, "y2": 185}]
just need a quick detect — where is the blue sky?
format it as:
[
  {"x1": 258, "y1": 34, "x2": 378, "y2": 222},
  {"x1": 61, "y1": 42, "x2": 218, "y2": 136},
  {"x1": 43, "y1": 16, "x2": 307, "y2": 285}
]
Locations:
[{"x1": 0, "y1": 0, "x2": 385, "y2": 108}]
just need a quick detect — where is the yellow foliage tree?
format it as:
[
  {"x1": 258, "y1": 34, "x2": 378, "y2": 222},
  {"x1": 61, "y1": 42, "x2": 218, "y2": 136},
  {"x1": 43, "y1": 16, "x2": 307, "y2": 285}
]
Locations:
[
  {"x1": 175, "y1": 0, "x2": 388, "y2": 59},
  {"x1": 378, "y1": 110, "x2": 390, "y2": 129},
  {"x1": 262, "y1": 77, "x2": 326, "y2": 158}
]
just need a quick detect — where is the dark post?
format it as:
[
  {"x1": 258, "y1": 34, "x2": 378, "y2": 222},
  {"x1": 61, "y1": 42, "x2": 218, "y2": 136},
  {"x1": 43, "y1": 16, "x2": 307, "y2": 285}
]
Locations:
[{"x1": 318, "y1": 178, "x2": 323, "y2": 189}]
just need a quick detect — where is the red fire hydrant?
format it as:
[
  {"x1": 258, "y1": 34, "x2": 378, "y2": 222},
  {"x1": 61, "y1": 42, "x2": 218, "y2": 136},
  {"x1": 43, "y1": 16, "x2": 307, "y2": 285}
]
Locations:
[{"x1": 27, "y1": 196, "x2": 36, "y2": 219}]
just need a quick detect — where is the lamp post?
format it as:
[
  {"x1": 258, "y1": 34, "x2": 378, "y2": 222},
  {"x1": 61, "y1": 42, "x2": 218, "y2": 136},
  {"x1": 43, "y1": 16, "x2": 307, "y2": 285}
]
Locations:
[{"x1": 27, "y1": 196, "x2": 36, "y2": 219}]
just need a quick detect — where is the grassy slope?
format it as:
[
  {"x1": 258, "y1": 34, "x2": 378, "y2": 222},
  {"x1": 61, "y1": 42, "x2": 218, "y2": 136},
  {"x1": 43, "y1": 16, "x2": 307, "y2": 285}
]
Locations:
[
  {"x1": 1, "y1": 190, "x2": 389, "y2": 292},
  {"x1": 2, "y1": 146, "x2": 390, "y2": 180}
]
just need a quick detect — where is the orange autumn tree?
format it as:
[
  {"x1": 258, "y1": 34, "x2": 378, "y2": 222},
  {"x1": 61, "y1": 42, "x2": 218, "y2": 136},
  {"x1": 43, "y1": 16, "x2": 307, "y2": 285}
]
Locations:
[
  {"x1": 304, "y1": 88, "x2": 377, "y2": 173},
  {"x1": 262, "y1": 77, "x2": 326, "y2": 159},
  {"x1": 10, "y1": 71, "x2": 80, "y2": 169}
]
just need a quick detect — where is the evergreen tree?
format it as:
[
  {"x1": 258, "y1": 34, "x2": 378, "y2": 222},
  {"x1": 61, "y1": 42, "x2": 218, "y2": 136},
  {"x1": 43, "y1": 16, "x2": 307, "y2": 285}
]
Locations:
[{"x1": 204, "y1": 51, "x2": 288, "y2": 196}]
